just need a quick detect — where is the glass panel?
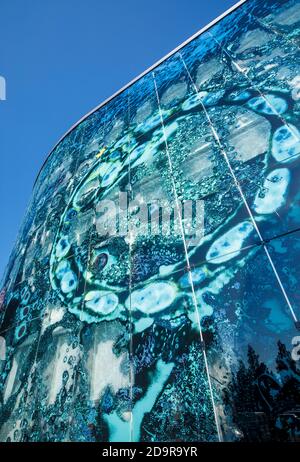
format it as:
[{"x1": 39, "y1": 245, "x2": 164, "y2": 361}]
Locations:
[
  {"x1": 66, "y1": 90, "x2": 133, "y2": 442},
  {"x1": 0, "y1": 318, "x2": 42, "y2": 442},
  {"x1": 126, "y1": 72, "x2": 220, "y2": 442},
  {"x1": 180, "y1": 22, "x2": 300, "y2": 242},
  {"x1": 202, "y1": 244, "x2": 299, "y2": 442}
]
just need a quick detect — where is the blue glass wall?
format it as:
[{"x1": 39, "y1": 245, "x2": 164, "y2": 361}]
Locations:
[{"x1": 1, "y1": 0, "x2": 300, "y2": 442}]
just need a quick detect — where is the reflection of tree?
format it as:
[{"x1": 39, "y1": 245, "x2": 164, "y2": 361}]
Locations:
[
  {"x1": 140, "y1": 343, "x2": 219, "y2": 442},
  {"x1": 224, "y1": 342, "x2": 300, "y2": 442}
]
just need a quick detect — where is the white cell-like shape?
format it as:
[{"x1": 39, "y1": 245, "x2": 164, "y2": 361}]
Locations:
[
  {"x1": 196, "y1": 58, "x2": 224, "y2": 88},
  {"x1": 128, "y1": 282, "x2": 177, "y2": 314},
  {"x1": 60, "y1": 269, "x2": 78, "y2": 294},
  {"x1": 133, "y1": 101, "x2": 154, "y2": 125},
  {"x1": 206, "y1": 221, "x2": 254, "y2": 264},
  {"x1": 55, "y1": 236, "x2": 71, "y2": 259},
  {"x1": 55, "y1": 259, "x2": 71, "y2": 279},
  {"x1": 247, "y1": 95, "x2": 288, "y2": 115},
  {"x1": 253, "y1": 168, "x2": 290, "y2": 214},
  {"x1": 161, "y1": 82, "x2": 188, "y2": 108},
  {"x1": 84, "y1": 291, "x2": 119, "y2": 315},
  {"x1": 230, "y1": 115, "x2": 271, "y2": 162},
  {"x1": 272, "y1": 124, "x2": 300, "y2": 163},
  {"x1": 235, "y1": 29, "x2": 271, "y2": 54}
]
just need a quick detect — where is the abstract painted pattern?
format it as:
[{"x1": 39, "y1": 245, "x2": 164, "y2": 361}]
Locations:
[{"x1": 1, "y1": 0, "x2": 300, "y2": 442}]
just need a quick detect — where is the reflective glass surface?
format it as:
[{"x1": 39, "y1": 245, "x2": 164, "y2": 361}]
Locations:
[{"x1": 1, "y1": 0, "x2": 300, "y2": 442}]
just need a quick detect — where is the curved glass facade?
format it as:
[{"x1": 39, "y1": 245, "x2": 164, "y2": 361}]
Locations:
[{"x1": 1, "y1": 0, "x2": 300, "y2": 442}]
